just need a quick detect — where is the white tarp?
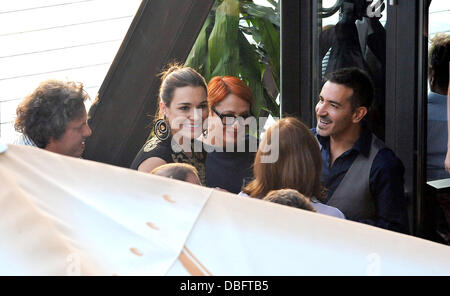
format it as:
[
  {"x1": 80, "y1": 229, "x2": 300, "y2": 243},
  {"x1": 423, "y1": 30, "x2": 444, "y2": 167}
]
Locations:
[{"x1": 1, "y1": 143, "x2": 450, "y2": 275}]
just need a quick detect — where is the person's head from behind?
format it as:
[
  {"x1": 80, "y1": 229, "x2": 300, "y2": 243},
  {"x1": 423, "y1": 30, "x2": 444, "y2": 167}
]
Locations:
[
  {"x1": 263, "y1": 189, "x2": 316, "y2": 212},
  {"x1": 243, "y1": 117, "x2": 324, "y2": 200},
  {"x1": 316, "y1": 67, "x2": 374, "y2": 139},
  {"x1": 157, "y1": 64, "x2": 208, "y2": 140},
  {"x1": 151, "y1": 163, "x2": 201, "y2": 185},
  {"x1": 429, "y1": 33, "x2": 450, "y2": 95},
  {"x1": 207, "y1": 76, "x2": 253, "y2": 147},
  {"x1": 14, "y1": 80, "x2": 91, "y2": 157}
]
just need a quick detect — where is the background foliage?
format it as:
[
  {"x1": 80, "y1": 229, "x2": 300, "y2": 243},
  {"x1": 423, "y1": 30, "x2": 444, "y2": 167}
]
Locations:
[{"x1": 185, "y1": 0, "x2": 280, "y2": 118}]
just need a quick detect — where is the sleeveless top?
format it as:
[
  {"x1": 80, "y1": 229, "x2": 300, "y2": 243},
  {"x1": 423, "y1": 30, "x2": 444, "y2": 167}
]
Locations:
[{"x1": 130, "y1": 137, "x2": 206, "y2": 185}]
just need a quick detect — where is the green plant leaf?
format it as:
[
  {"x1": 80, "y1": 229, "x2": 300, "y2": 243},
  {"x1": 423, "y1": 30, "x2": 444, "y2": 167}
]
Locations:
[
  {"x1": 207, "y1": 0, "x2": 240, "y2": 78},
  {"x1": 238, "y1": 31, "x2": 266, "y2": 117},
  {"x1": 248, "y1": 16, "x2": 280, "y2": 92},
  {"x1": 187, "y1": 0, "x2": 280, "y2": 119},
  {"x1": 185, "y1": 16, "x2": 213, "y2": 76},
  {"x1": 263, "y1": 86, "x2": 280, "y2": 118},
  {"x1": 241, "y1": 2, "x2": 280, "y2": 27}
]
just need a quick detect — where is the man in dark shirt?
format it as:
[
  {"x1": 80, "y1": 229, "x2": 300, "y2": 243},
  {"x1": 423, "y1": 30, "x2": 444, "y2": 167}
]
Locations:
[{"x1": 313, "y1": 67, "x2": 409, "y2": 233}]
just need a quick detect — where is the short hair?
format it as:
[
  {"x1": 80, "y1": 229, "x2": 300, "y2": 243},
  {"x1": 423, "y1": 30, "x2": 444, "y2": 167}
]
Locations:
[
  {"x1": 263, "y1": 189, "x2": 316, "y2": 212},
  {"x1": 207, "y1": 76, "x2": 253, "y2": 108},
  {"x1": 151, "y1": 163, "x2": 200, "y2": 183},
  {"x1": 243, "y1": 117, "x2": 325, "y2": 201},
  {"x1": 14, "y1": 80, "x2": 89, "y2": 148},
  {"x1": 325, "y1": 67, "x2": 374, "y2": 110},
  {"x1": 429, "y1": 33, "x2": 450, "y2": 91}
]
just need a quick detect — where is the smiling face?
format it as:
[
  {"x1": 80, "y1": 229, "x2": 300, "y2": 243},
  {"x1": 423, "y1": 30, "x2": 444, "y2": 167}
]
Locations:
[
  {"x1": 315, "y1": 81, "x2": 355, "y2": 138},
  {"x1": 161, "y1": 86, "x2": 208, "y2": 139},
  {"x1": 45, "y1": 109, "x2": 92, "y2": 157},
  {"x1": 208, "y1": 93, "x2": 251, "y2": 147}
]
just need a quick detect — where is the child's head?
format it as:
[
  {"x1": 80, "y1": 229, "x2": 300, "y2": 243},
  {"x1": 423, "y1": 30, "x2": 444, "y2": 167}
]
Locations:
[
  {"x1": 263, "y1": 189, "x2": 316, "y2": 212},
  {"x1": 151, "y1": 163, "x2": 201, "y2": 185}
]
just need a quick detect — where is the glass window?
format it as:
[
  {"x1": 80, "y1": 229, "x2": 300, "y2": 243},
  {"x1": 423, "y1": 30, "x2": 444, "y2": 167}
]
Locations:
[{"x1": 313, "y1": 0, "x2": 387, "y2": 140}]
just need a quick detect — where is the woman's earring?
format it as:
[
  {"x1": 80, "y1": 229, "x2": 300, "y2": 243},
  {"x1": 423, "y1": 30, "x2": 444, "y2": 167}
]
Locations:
[{"x1": 153, "y1": 116, "x2": 171, "y2": 141}]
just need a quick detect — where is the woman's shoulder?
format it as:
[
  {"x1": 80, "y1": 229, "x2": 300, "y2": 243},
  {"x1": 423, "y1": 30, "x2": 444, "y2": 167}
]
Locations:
[
  {"x1": 130, "y1": 137, "x2": 172, "y2": 169},
  {"x1": 237, "y1": 191, "x2": 250, "y2": 198},
  {"x1": 143, "y1": 137, "x2": 169, "y2": 152},
  {"x1": 310, "y1": 197, "x2": 346, "y2": 219}
]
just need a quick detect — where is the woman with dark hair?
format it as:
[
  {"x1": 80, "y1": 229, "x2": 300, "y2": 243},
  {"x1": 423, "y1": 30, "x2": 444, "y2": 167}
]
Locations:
[
  {"x1": 241, "y1": 117, "x2": 345, "y2": 218},
  {"x1": 203, "y1": 76, "x2": 256, "y2": 193},
  {"x1": 130, "y1": 64, "x2": 208, "y2": 184}
]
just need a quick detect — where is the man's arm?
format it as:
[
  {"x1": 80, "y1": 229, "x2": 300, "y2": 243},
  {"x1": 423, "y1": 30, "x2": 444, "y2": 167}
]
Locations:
[{"x1": 362, "y1": 149, "x2": 409, "y2": 233}]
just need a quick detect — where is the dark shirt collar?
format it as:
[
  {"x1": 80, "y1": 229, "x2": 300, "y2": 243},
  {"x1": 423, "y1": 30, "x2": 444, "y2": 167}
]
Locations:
[{"x1": 315, "y1": 120, "x2": 372, "y2": 157}]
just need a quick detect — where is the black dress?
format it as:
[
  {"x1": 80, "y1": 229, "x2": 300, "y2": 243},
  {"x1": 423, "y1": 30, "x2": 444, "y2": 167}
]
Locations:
[{"x1": 130, "y1": 137, "x2": 206, "y2": 185}]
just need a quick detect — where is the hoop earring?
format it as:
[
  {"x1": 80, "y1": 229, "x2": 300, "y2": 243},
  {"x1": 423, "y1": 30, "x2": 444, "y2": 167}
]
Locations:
[{"x1": 153, "y1": 117, "x2": 170, "y2": 141}]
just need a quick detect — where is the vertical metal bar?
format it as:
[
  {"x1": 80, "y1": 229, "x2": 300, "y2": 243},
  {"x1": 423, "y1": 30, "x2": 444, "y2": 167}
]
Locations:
[
  {"x1": 385, "y1": 0, "x2": 423, "y2": 236},
  {"x1": 300, "y1": 0, "x2": 314, "y2": 126},
  {"x1": 389, "y1": 0, "x2": 398, "y2": 6},
  {"x1": 416, "y1": 0, "x2": 428, "y2": 237},
  {"x1": 311, "y1": 0, "x2": 320, "y2": 128},
  {"x1": 280, "y1": 0, "x2": 301, "y2": 118}
]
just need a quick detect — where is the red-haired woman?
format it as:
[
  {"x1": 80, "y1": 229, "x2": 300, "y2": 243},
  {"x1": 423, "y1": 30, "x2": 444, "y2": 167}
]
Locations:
[{"x1": 203, "y1": 76, "x2": 256, "y2": 193}]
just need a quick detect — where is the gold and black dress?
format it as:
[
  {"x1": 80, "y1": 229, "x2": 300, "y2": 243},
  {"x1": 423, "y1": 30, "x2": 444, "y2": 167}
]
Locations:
[{"x1": 130, "y1": 137, "x2": 206, "y2": 184}]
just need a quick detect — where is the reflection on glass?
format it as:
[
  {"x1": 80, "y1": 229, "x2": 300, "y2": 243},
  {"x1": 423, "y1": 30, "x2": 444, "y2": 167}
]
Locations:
[
  {"x1": 426, "y1": 0, "x2": 450, "y2": 181},
  {"x1": 316, "y1": 0, "x2": 387, "y2": 140}
]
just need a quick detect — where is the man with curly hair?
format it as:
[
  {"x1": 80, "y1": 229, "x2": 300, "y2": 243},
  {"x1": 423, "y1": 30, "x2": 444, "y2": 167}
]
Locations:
[
  {"x1": 14, "y1": 80, "x2": 92, "y2": 158},
  {"x1": 427, "y1": 33, "x2": 450, "y2": 180}
]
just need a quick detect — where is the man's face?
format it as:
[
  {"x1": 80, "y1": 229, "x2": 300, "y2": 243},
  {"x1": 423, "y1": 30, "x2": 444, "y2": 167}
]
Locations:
[
  {"x1": 47, "y1": 110, "x2": 92, "y2": 157},
  {"x1": 315, "y1": 81, "x2": 355, "y2": 138}
]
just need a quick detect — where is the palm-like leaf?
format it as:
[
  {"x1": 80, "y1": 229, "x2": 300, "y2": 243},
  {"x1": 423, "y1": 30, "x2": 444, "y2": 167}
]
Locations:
[{"x1": 185, "y1": 0, "x2": 280, "y2": 117}]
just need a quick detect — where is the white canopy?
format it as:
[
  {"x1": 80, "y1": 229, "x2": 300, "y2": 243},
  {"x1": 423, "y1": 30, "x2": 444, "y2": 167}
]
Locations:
[{"x1": 0, "y1": 143, "x2": 449, "y2": 275}]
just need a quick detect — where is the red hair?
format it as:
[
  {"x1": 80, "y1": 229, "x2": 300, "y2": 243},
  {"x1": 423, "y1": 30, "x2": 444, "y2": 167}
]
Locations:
[{"x1": 207, "y1": 76, "x2": 253, "y2": 107}]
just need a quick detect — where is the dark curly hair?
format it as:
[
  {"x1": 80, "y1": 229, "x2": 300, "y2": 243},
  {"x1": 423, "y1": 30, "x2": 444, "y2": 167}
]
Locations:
[
  {"x1": 14, "y1": 80, "x2": 89, "y2": 148},
  {"x1": 429, "y1": 33, "x2": 450, "y2": 93}
]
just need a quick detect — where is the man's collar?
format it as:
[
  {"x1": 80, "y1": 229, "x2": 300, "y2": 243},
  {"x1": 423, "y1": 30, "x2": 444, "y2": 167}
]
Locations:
[
  {"x1": 352, "y1": 124, "x2": 372, "y2": 157},
  {"x1": 313, "y1": 121, "x2": 372, "y2": 157}
]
